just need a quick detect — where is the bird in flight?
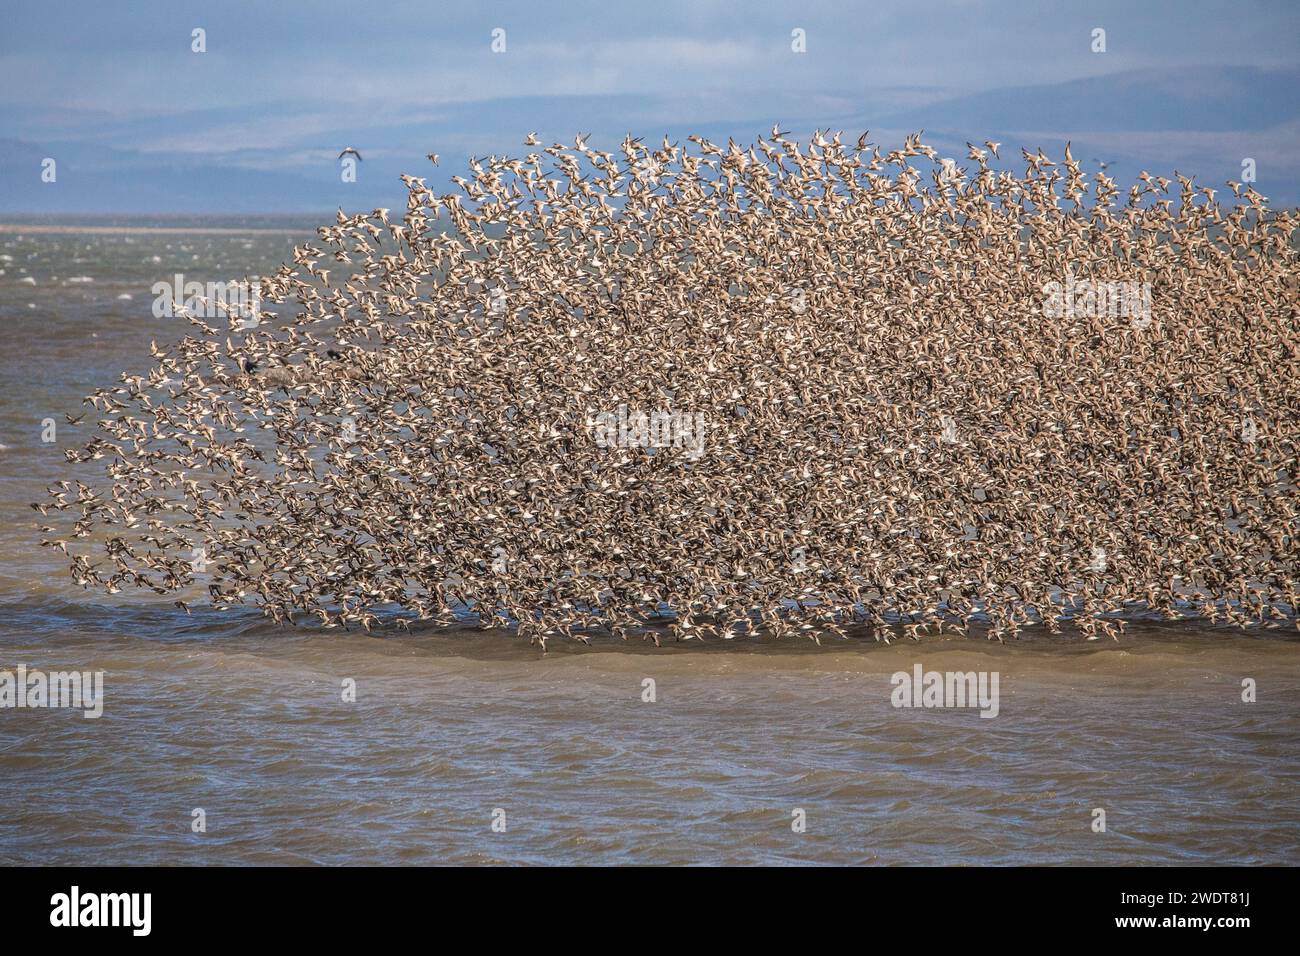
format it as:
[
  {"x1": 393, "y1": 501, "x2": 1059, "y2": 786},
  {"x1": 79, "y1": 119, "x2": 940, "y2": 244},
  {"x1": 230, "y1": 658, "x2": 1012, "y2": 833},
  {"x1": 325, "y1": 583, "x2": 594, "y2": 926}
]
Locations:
[{"x1": 338, "y1": 147, "x2": 363, "y2": 161}]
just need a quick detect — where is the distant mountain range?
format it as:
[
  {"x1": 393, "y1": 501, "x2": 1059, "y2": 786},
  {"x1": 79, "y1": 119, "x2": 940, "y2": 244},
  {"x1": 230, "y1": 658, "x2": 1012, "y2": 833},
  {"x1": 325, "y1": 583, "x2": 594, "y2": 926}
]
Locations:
[{"x1": 2, "y1": 65, "x2": 1295, "y2": 214}]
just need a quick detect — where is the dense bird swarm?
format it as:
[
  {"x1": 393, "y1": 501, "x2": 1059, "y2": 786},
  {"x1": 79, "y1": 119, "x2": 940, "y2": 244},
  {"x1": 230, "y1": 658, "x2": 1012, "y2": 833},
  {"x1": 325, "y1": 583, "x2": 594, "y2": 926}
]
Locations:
[{"x1": 42, "y1": 130, "x2": 1299, "y2": 645}]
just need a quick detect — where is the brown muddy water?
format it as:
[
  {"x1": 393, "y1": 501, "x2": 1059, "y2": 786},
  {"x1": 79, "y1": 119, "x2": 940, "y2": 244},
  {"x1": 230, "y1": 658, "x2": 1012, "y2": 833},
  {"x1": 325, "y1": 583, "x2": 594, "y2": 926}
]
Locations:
[{"x1": 1, "y1": 224, "x2": 1298, "y2": 865}]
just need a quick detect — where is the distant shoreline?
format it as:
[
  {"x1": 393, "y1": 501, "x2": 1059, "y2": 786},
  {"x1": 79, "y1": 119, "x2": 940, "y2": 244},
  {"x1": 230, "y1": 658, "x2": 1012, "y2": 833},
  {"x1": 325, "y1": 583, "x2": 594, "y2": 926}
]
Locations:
[{"x1": 0, "y1": 223, "x2": 314, "y2": 236}]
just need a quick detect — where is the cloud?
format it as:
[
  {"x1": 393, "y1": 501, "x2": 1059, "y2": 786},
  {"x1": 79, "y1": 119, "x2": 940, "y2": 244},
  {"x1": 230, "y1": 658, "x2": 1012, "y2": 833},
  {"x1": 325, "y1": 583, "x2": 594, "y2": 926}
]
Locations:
[{"x1": 1, "y1": 2, "x2": 1296, "y2": 210}]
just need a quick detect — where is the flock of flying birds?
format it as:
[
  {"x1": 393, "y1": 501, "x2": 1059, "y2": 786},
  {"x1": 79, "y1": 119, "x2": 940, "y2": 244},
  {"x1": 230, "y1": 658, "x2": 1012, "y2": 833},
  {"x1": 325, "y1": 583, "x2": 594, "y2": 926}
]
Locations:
[{"x1": 38, "y1": 127, "x2": 1299, "y2": 646}]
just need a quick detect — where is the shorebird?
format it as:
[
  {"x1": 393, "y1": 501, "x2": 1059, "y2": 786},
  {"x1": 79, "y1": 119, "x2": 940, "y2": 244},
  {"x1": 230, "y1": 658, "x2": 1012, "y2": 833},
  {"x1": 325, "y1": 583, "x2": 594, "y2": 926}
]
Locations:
[
  {"x1": 39, "y1": 127, "x2": 1300, "y2": 647},
  {"x1": 338, "y1": 147, "x2": 363, "y2": 161}
]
